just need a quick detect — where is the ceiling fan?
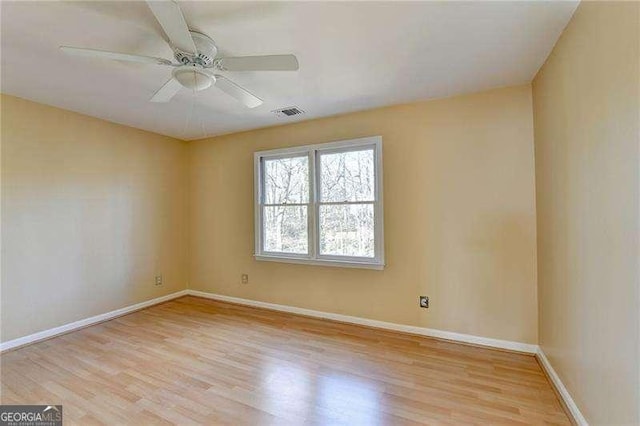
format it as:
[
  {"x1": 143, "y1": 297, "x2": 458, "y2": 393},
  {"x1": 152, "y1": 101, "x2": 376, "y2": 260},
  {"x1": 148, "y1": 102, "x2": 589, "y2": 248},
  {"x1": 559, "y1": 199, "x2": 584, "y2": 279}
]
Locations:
[{"x1": 60, "y1": 0, "x2": 299, "y2": 108}]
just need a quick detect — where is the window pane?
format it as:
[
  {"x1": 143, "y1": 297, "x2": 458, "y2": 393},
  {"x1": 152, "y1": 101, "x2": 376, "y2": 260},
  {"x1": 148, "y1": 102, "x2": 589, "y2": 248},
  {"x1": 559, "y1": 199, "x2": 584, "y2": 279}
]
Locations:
[
  {"x1": 264, "y1": 156, "x2": 309, "y2": 204},
  {"x1": 263, "y1": 205, "x2": 308, "y2": 254},
  {"x1": 320, "y1": 149, "x2": 374, "y2": 202},
  {"x1": 319, "y1": 204, "x2": 374, "y2": 258}
]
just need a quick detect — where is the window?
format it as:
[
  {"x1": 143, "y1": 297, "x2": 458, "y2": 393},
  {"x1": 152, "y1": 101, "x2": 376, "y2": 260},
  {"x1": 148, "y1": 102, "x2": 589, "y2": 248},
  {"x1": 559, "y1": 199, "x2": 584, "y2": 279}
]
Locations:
[{"x1": 255, "y1": 136, "x2": 384, "y2": 269}]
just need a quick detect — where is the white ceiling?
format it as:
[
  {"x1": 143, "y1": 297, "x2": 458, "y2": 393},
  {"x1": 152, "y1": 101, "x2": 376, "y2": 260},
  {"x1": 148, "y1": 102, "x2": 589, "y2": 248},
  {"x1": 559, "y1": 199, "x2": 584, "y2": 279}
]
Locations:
[{"x1": 1, "y1": 1, "x2": 578, "y2": 140}]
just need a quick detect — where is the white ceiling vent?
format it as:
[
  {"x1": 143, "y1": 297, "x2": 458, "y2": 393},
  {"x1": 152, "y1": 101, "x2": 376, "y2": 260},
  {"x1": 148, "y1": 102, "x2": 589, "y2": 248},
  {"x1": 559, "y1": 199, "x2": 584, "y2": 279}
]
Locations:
[{"x1": 272, "y1": 106, "x2": 305, "y2": 117}]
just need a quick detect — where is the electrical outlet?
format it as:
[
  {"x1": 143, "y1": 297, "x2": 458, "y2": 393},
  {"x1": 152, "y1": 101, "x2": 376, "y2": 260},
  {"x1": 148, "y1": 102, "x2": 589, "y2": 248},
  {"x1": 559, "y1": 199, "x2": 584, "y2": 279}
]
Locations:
[
  {"x1": 419, "y1": 296, "x2": 429, "y2": 308},
  {"x1": 155, "y1": 275, "x2": 163, "y2": 286},
  {"x1": 241, "y1": 274, "x2": 249, "y2": 284}
]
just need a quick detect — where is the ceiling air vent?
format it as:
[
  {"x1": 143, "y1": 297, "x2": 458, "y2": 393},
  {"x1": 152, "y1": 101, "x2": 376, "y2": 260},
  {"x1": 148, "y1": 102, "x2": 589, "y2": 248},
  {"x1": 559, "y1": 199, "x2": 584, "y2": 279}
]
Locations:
[{"x1": 272, "y1": 106, "x2": 305, "y2": 117}]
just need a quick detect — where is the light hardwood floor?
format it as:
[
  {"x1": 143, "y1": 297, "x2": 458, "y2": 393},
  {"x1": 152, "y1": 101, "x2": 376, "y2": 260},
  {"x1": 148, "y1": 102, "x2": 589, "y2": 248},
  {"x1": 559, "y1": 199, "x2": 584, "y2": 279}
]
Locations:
[{"x1": 1, "y1": 296, "x2": 569, "y2": 425}]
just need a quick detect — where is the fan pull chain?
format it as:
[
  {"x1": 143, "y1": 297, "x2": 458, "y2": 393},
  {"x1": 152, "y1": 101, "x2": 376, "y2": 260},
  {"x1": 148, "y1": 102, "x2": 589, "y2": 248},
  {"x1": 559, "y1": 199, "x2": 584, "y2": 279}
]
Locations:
[
  {"x1": 183, "y1": 95, "x2": 195, "y2": 138},
  {"x1": 188, "y1": 71, "x2": 209, "y2": 140},
  {"x1": 182, "y1": 72, "x2": 197, "y2": 138},
  {"x1": 197, "y1": 91, "x2": 209, "y2": 140}
]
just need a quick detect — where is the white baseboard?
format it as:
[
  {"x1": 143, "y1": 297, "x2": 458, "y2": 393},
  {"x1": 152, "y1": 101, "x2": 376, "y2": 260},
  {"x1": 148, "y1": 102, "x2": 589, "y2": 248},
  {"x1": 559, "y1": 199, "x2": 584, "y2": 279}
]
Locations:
[
  {"x1": 536, "y1": 348, "x2": 588, "y2": 425},
  {"x1": 0, "y1": 290, "x2": 189, "y2": 353},
  {"x1": 187, "y1": 289, "x2": 539, "y2": 354}
]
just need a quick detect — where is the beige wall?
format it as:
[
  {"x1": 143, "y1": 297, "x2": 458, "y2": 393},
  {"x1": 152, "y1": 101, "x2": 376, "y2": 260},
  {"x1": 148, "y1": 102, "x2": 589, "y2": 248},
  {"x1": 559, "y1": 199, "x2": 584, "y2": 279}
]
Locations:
[
  {"x1": 1, "y1": 86, "x2": 539, "y2": 347},
  {"x1": 1, "y1": 95, "x2": 189, "y2": 341},
  {"x1": 532, "y1": 2, "x2": 640, "y2": 424},
  {"x1": 189, "y1": 85, "x2": 539, "y2": 344}
]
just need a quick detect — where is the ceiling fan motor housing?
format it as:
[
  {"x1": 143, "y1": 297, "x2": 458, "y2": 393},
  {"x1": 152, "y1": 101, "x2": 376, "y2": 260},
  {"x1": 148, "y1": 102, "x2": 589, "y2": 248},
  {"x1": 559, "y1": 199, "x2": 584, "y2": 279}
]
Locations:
[{"x1": 174, "y1": 31, "x2": 218, "y2": 67}]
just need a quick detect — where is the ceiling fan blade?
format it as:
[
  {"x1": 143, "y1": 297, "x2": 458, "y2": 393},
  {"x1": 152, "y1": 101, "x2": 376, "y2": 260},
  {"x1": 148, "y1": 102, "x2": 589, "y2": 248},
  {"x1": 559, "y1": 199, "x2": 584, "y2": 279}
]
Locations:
[
  {"x1": 214, "y1": 75, "x2": 263, "y2": 108},
  {"x1": 150, "y1": 77, "x2": 183, "y2": 102},
  {"x1": 60, "y1": 46, "x2": 173, "y2": 66},
  {"x1": 146, "y1": 0, "x2": 197, "y2": 55},
  {"x1": 216, "y1": 54, "x2": 299, "y2": 72}
]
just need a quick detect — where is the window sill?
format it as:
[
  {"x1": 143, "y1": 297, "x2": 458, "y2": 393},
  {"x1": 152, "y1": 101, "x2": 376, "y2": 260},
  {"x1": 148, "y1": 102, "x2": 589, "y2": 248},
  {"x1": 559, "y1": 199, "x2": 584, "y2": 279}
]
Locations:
[{"x1": 254, "y1": 254, "x2": 385, "y2": 270}]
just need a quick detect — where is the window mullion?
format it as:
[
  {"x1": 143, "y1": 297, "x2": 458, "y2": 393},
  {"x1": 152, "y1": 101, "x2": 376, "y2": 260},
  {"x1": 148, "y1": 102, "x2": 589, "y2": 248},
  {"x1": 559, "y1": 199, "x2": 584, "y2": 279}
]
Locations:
[
  {"x1": 308, "y1": 150, "x2": 317, "y2": 259},
  {"x1": 313, "y1": 149, "x2": 322, "y2": 260}
]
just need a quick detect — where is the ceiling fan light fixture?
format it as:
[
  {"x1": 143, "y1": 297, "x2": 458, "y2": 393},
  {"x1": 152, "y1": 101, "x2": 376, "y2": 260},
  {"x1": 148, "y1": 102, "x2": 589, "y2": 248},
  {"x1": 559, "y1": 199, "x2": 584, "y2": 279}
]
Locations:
[{"x1": 172, "y1": 66, "x2": 213, "y2": 91}]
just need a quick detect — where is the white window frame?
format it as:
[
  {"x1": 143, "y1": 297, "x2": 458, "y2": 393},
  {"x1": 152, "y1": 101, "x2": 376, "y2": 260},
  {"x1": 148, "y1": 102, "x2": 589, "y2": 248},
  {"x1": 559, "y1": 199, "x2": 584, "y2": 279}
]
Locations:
[{"x1": 254, "y1": 136, "x2": 384, "y2": 270}]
